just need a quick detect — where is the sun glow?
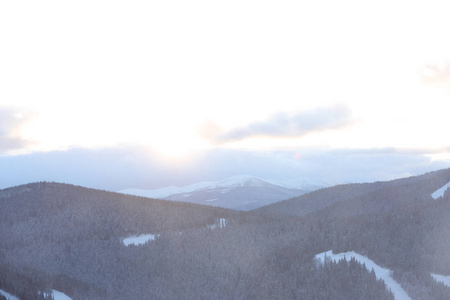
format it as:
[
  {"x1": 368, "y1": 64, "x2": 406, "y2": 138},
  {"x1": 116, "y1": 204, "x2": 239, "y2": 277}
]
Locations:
[
  {"x1": 2, "y1": 0, "x2": 450, "y2": 163},
  {"x1": 18, "y1": 104, "x2": 211, "y2": 159}
]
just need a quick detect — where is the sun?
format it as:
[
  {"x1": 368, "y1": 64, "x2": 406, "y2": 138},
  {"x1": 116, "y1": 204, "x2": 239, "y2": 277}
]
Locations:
[{"x1": 145, "y1": 132, "x2": 209, "y2": 160}]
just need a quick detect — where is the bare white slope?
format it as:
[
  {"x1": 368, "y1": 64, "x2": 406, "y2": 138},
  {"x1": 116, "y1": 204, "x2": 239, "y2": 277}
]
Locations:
[
  {"x1": 431, "y1": 181, "x2": 450, "y2": 200},
  {"x1": 0, "y1": 287, "x2": 71, "y2": 300},
  {"x1": 315, "y1": 250, "x2": 411, "y2": 300},
  {"x1": 0, "y1": 289, "x2": 19, "y2": 300},
  {"x1": 52, "y1": 290, "x2": 72, "y2": 300},
  {"x1": 431, "y1": 273, "x2": 450, "y2": 287},
  {"x1": 122, "y1": 234, "x2": 157, "y2": 246}
]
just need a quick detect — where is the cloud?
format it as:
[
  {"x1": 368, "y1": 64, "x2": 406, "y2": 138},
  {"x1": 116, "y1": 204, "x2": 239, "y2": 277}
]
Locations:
[
  {"x1": 421, "y1": 62, "x2": 450, "y2": 85},
  {"x1": 2, "y1": 145, "x2": 449, "y2": 192},
  {"x1": 0, "y1": 107, "x2": 34, "y2": 155},
  {"x1": 207, "y1": 104, "x2": 353, "y2": 143},
  {"x1": 0, "y1": 136, "x2": 30, "y2": 154}
]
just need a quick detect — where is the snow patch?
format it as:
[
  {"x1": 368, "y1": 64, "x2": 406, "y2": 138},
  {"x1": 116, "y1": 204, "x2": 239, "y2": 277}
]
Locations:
[
  {"x1": 209, "y1": 218, "x2": 227, "y2": 230},
  {"x1": 431, "y1": 181, "x2": 450, "y2": 200},
  {"x1": 122, "y1": 234, "x2": 157, "y2": 246},
  {"x1": 205, "y1": 198, "x2": 219, "y2": 202},
  {"x1": 315, "y1": 250, "x2": 411, "y2": 300},
  {"x1": 42, "y1": 289, "x2": 72, "y2": 300},
  {"x1": 0, "y1": 289, "x2": 19, "y2": 300},
  {"x1": 431, "y1": 273, "x2": 450, "y2": 287},
  {"x1": 215, "y1": 175, "x2": 265, "y2": 188},
  {"x1": 51, "y1": 290, "x2": 72, "y2": 300}
]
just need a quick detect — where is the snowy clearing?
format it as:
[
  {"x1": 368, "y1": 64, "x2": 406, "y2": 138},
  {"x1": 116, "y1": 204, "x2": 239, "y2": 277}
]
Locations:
[
  {"x1": 51, "y1": 290, "x2": 72, "y2": 300},
  {"x1": 205, "y1": 198, "x2": 219, "y2": 202},
  {"x1": 431, "y1": 181, "x2": 450, "y2": 199},
  {"x1": 0, "y1": 287, "x2": 71, "y2": 300},
  {"x1": 43, "y1": 289, "x2": 72, "y2": 300},
  {"x1": 315, "y1": 250, "x2": 411, "y2": 300},
  {"x1": 431, "y1": 273, "x2": 450, "y2": 287},
  {"x1": 122, "y1": 234, "x2": 157, "y2": 246},
  {"x1": 0, "y1": 289, "x2": 19, "y2": 300}
]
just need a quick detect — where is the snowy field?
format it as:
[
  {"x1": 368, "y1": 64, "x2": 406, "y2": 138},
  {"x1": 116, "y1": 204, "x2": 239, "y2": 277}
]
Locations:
[
  {"x1": 0, "y1": 289, "x2": 19, "y2": 300},
  {"x1": 122, "y1": 234, "x2": 157, "y2": 246},
  {"x1": 431, "y1": 181, "x2": 450, "y2": 200},
  {"x1": 315, "y1": 250, "x2": 411, "y2": 300},
  {"x1": 431, "y1": 273, "x2": 450, "y2": 287}
]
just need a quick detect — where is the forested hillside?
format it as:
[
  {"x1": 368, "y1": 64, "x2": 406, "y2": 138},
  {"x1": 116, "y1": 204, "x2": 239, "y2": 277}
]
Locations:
[
  {"x1": 0, "y1": 182, "x2": 236, "y2": 299},
  {"x1": 1, "y1": 169, "x2": 450, "y2": 299},
  {"x1": 258, "y1": 168, "x2": 450, "y2": 299},
  {"x1": 257, "y1": 168, "x2": 450, "y2": 217}
]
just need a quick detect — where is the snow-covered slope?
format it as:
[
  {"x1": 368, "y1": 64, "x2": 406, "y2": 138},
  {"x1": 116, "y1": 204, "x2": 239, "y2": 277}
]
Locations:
[
  {"x1": 315, "y1": 250, "x2": 411, "y2": 300},
  {"x1": 119, "y1": 175, "x2": 312, "y2": 210},
  {"x1": 51, "y1": 290, "x2": 72, "y2": 300},
  {"x1": 122, "y1": 234, "x2": 157, "y2": 246},
  {"x1": 431, "y1": 181, "x2": 450, "y2": 200},
  {"x1": 431, "y1": 273, "x2": 450, "y2": 287},
  {"x1": 0, "y1": 289, "x2": 19, "y2": 300}
]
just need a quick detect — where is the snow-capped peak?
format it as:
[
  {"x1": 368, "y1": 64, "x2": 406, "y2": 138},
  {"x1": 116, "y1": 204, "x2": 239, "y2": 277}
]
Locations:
[
  {"x1": 118, "y1": 175, "x2": 268, "y2": 199},
  {"x1": 213, "y1": 175, "x2": 266, "y2": 188}
]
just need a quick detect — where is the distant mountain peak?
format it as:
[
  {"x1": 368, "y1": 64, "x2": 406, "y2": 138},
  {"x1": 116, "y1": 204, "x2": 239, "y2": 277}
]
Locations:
[
  {"x1": 212, "y1": 175, "x2": 266, "y2": 188},
  {"x1": 119, "y1": 175, "x2": 268, "y2": 198},
  {"x1": 119, "y1": 175, "x2": 313, "y2": 210}
]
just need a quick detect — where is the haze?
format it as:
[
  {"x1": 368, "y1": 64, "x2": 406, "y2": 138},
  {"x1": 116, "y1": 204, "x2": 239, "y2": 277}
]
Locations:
[{"x1": 1, "y1": 0, "x2": 450, "y2": 190}]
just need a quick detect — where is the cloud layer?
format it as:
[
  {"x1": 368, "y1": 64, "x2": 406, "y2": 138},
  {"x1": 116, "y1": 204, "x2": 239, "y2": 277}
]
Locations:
[
  {"x1": 209, "y1": 104, "x2": 353, "y2": 144},
  {"x1": 422, "y1": 62, "x2": 450, "y2": 84},
  {"x1": 1, "y1": 145, "x2": 448, "y2": 191},
  {"x1": 0, "y1": 108, "x2": 33, "y2": 155}
]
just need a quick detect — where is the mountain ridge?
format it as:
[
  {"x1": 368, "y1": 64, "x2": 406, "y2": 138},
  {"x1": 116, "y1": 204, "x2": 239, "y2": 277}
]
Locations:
[
  {"x1": 256, "y1": 168, "x2": 450, "y2": 217},
  {"x1": 119, "y1": 175, "x2": 315, "y2": 210},
  {"x1": 2, "y1": 169, "x2": 450, "y2": 299}
]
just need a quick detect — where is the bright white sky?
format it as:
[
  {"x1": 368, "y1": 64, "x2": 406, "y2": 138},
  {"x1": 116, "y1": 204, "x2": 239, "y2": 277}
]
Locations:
[{"x1": 1, "y1": 0, "x2": 450, "y2": 161}]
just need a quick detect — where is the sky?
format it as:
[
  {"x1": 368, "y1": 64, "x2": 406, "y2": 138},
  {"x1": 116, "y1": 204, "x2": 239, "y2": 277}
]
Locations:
[{"x1": 1, "y1": 0, "x2": 450, "y2": 190}]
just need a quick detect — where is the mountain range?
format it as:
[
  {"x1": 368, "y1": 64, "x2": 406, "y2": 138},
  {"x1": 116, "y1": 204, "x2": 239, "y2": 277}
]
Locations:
[
  {"x1": 1, "y1": 168, "x2": 450, "y2": 299},
  {"x1": 119, "y1": 175, "x2": 317, "y2": 210}
]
